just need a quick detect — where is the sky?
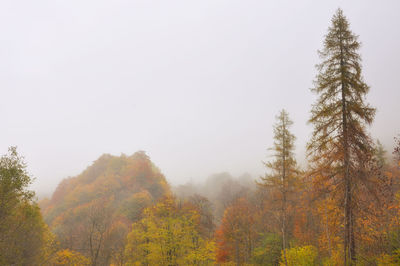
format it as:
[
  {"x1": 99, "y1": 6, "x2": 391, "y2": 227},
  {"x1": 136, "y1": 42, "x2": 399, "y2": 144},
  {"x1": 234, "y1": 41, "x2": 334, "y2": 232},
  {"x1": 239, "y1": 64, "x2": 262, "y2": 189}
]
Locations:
[{"x1": 1, "y1": 0, "x2": 399, "y2": 197}]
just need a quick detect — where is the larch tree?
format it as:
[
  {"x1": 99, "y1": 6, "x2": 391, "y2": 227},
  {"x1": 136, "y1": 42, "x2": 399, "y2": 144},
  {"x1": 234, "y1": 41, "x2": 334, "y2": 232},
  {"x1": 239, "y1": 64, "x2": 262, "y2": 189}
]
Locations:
[
  {"x1": 258, "y1": 109, "x2": 299, "y2": 266},
  {"x1": 307, "y1": 9, "x2": 375, "y2": 265}
]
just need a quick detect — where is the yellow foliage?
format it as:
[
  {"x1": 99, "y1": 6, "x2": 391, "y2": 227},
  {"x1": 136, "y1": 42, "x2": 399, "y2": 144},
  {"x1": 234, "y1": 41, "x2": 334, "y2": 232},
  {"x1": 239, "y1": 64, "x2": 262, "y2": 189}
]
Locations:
[
  {"x1": 125, "y1": 197, "x2": 215, "y2": 265},
  {"x1": 322, "y1": 246, "x2": 343, "y2": 266},
  {"x1": 50, "y1": 249, "x2": 91, "y2": 266},
  {"x1": 280, "y1": 245, "x2": 318, "y2": 266}
]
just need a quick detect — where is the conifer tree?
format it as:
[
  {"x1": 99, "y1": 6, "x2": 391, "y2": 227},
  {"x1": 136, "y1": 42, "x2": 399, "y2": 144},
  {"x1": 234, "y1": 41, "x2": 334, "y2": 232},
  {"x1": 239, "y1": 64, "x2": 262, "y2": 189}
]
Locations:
[
  {"x1": 259, "y1": 109, "x2": 299, "y2": 266},
  {"x1": 307, "y1": 9, "x2": 375, "y2": 265}
]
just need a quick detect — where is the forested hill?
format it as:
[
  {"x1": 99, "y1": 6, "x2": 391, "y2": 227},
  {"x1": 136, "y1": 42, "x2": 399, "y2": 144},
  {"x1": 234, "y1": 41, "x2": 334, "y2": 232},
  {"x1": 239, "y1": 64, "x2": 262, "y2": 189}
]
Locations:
[{"x1": 40, "y1": 151, "x2": 170, "y2": 264}]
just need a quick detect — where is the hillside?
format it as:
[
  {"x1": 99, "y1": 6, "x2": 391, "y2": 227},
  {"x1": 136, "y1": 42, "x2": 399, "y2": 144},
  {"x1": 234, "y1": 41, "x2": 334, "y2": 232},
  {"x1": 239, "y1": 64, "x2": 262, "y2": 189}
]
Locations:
[{"x1": 40, "y1": 151, "x2": 170, "y2": 265}]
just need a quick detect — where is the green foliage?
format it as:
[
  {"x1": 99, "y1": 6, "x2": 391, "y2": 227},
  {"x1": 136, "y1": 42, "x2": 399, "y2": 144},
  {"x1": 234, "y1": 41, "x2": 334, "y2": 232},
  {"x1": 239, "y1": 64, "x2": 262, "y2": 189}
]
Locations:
[
  {"x1": 0, "y1": 147, "x2": 33, "y2": 216},
  {"x1": 251, "y1": 233, "x2": 282, "y2": 266},
  {"x1": 280, "y1": 245, "x2": 318, "y2": 266},
  {"x1": 0, "y1": 147, "x2": 50, "y2": 265}
]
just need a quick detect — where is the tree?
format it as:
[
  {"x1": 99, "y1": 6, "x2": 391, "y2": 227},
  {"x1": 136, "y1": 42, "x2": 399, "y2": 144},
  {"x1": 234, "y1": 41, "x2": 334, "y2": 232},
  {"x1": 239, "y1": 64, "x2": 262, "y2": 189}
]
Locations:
[
  {"x1": 280, "y1": 245, "x2": 318, "y2": 266},
  {"x1": 215, "y1": 197, "x2": 257, "y2": 265},
  {"x1": 394, "y1": 135, "x2": 400, "y2": 163},
  {"x1": 307, "y1": 9, "x2": 376, "y2": 264},
  {"x1": 251, "y1": 233, "x2": 282, "y2": 266},
  {"x1": 186, "y1": 194, "x2": 215, "y2": 239},
  {"x1": 125, "y1": 196, "x2": 215, "y2": 265},
  {"x1": 0, "y1": 147, "x2": 33, "y2": 221},
  {"x1": 49, "y1": 249, "x2": 91, "y2": 266},
  {"x1": 258, "y1": 109, "x2": 300, "y2": 265},
  {"x1": 0, "y1": 147, "x2": 50, "y2": 265},
  {"x1": 85, "y1": 199, "x2": 113, "y2": 266},
  {"x1": 375, "y1": 140, "x2": 387, "y2": 168}
]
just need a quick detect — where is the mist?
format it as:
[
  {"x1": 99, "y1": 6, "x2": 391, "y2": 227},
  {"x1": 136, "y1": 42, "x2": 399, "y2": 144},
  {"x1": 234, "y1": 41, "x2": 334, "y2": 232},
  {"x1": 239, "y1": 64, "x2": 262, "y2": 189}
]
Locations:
[{"x1": 1, "y1": 0, "x2": 399, "y2": 197}]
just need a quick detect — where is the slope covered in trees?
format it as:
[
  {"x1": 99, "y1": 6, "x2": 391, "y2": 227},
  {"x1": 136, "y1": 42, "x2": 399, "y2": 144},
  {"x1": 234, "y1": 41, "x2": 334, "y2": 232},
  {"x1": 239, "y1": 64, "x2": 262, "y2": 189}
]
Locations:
[{"x1": 41, "y1": 151, "x2": 171, "y2": 265}]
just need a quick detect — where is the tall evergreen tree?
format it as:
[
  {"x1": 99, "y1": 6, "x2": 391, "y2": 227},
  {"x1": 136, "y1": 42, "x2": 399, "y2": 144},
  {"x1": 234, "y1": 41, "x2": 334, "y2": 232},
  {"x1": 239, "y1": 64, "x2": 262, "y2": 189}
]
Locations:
[
  {"x1": 259, "y1": 109, "x2": 299, "y2": 266},
  {"x1": 307, "y1": 9, "x2": 375, "y2": 265}
]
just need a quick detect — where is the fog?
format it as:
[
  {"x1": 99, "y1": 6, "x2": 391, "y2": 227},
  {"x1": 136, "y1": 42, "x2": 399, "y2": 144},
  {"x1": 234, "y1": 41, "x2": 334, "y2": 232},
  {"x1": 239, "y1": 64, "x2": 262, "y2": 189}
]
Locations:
[{"x1": 1, "y1": 0, "x2": 399, "y2": 197}]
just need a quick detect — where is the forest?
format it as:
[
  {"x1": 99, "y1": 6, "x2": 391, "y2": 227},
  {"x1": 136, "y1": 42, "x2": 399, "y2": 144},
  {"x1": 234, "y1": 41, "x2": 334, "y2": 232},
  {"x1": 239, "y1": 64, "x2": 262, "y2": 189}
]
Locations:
[{"x1": 1, "y1": 8, "x2": 400, "y2": 266}]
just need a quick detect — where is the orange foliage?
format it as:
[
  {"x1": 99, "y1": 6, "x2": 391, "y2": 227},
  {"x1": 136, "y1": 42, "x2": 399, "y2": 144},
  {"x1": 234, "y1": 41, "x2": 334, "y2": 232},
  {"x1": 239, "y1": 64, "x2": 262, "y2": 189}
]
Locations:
[
  {"x1": 40, "y1": 151, "x2": 171, "y2": 265},
  {"x1": 215, "y1": 197, "x2": 257, "y2": 264}
]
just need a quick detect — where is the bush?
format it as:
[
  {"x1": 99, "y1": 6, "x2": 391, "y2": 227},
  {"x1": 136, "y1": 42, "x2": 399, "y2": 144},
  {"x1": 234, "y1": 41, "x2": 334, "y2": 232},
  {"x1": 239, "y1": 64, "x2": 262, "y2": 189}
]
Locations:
[
  {"x1": 251, "y1": 233, "x2": 282, "y2": 265},
  {"x1": 280, "y1": 245, "x2": 318, "y2": 266}
]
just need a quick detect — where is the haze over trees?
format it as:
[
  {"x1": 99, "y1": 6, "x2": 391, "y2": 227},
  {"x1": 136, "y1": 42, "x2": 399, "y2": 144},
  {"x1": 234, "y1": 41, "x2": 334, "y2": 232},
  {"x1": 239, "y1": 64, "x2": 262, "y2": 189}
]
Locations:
[{"x1": 1, "y1": 8, "x2": 400, "y2": 266}]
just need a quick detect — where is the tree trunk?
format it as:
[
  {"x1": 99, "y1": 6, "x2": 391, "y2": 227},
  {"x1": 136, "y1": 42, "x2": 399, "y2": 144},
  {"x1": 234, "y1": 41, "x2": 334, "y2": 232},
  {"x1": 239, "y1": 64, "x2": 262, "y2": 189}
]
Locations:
[
  {"x1": 282, "y1": 119, "x2": 288, "y2": 266},
  {"x1": 340, "y1": 29, "x2": 355, "y2": 264}
]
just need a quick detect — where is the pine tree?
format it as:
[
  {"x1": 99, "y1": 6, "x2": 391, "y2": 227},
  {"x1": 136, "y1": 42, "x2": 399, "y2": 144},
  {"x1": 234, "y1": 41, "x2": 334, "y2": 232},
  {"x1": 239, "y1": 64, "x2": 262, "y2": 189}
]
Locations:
[
  {"x1": 259, "y1": 109, "x2": 299, "y2": 266},
  {"x1": 307, "y1": 9, "x2": 375, "y2": 265}
]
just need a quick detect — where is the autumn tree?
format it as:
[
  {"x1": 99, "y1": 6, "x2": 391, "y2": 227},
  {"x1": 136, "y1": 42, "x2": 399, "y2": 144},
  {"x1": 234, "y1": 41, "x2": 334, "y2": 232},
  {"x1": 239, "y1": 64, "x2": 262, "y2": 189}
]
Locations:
[
  {"x1": 251, "y1": 233, "x2": 282, "y2": 265},
  {"x1": 49, "y1": 249, "x2": 91, "y2": 266},
  {"x1": 377, "y1": 136, "x2": 400, "y2": 262},
  {"x1": 85, "y1": 199, "x2": 114, "y2": 266},
  {"x1": 0, "y1": 147, "x2": 51, "y2": 264},
  {"x1": 280, "y1": 245, "x2": 318, "y2": 266},
  {"x1": 0, "y1": 147, "x2": 33, "y2": 223},
  {"x1": 307, "y1": 9, "x2": 376, "y2": 265},
  {"x1": 125, "y1": 196, "x2": 215, "y2": 265},
  {"x1": 215, "y1": 197, "x2": 257, "y2": 265},
  {"x1": 186, "y1": 194, "x2": 215, "y2": 239},
  {"x1": 258, "y1": 109, "x2": 300, "y2": 265}
]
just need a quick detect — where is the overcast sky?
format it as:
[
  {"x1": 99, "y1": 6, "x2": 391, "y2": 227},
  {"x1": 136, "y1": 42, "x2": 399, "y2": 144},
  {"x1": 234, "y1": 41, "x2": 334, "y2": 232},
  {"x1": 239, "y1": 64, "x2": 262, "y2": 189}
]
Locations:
[{"x1": 1, "y1": 0, "x2": 399, "y2": 197}]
